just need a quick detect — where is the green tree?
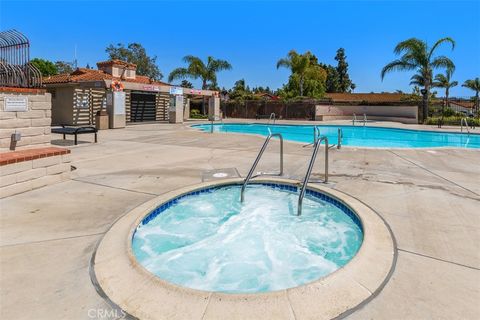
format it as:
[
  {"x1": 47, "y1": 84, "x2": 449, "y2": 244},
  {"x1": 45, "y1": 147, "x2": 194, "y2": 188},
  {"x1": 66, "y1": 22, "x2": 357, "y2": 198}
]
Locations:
[
  {"x1": 168, "y1": 55, "x2": 232, "y2": 113},
  {"x1": 229, "y1": 79, "x2": 254, "y2": 101},
  {"x1": 180, "y1": 79, "x2": 193, "y2": 88},
  {"x1": 318, "y1": 63, "x2": 340, "y2": 93},
  {"x1": 335, "y1": 48, "x2": 354, "y2": 92},
  {"x1": 462, "y1": 78, "x2": 480, "y2": 114},
  {"x1": 278, "y1": 64, "x2": 326, "y2": 99},
  {"x1": 351, "y1": 83, "x2": 356, "y2": 93},
  {"x1": 106, "y1": 43, "x2": 162, "y2": 80},
  {"x1": 277, "y1": 50, "x2": 314, "y2": 97},
  {"x1": 30, "y1": 58, "x2": 58, "y2": 76},
  {"x1": 381, "y1": 37, "x2": 455, "y2": 122},
  {"x1": 432, "y1": 68, "x2": 458, "y2": 127},
  {"x1": 55, "y1": 61, "x2": 75, "y2": 74},
  {"x1": 168, "y1": 56, "x2": 232, "y2": 90}
]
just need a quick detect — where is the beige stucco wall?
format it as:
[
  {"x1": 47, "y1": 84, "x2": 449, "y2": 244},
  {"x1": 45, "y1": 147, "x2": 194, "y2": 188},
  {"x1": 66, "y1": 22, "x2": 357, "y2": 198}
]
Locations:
[
  {"x1": 0, "y1": 91, "x2": 52, "y2": 151},
  {"x1": 315, "y1": 104, "x2": 418, "y2": 124}
]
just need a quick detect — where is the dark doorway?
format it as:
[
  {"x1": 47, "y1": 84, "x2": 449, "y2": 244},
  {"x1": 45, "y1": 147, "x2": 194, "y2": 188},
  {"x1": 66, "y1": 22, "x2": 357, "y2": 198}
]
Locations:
[{"x1": 131, "y1": 92, "x2": 156, "y2": 122}]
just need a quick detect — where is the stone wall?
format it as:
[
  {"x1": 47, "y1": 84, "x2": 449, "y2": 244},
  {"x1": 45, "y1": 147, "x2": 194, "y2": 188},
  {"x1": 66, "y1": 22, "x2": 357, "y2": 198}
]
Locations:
[
  {"x1": 0, "y1": 147, "x2": 71, "y2": 198},
  {"x1": 0, "y1": 88, "x2": 52, "y2": 151}
]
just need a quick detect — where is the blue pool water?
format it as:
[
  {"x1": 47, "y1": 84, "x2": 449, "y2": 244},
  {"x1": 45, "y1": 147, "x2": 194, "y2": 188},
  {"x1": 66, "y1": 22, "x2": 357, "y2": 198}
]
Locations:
[
  {"x1": 193, "y1": 123, "x2": 480, "y2": 148},
  {"x1": 132, "y1": 184, "x2": 363, "y2": 293}
]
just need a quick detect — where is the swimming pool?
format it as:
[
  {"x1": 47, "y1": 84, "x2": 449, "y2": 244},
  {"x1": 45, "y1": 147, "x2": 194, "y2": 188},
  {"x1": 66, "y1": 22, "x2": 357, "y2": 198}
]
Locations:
[
  {"x1": 132, "y1": 183, "x2": 363, "y2": 293},
  {"x1": 193, "y1": 123, "x2": 480, "y2": 148}
]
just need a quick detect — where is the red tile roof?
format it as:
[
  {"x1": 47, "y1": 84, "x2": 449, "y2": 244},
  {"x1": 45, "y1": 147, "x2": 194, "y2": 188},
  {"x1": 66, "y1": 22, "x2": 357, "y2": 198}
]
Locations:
[
  {"x1": 254, "y1": 92, "x2": 280, "y2": 100},
  {"x1": 325, "y1": 93, "x2": 406, "y2": 102},
  {"x1": 43, "y1": 68, "x2": 170, "y2": 86},
  {"x1": 96, "y1": 59, "x2": 136, "y2": 68},
  {"x1": 450, "y1": 100, "x2": 475, "y2": 109}
]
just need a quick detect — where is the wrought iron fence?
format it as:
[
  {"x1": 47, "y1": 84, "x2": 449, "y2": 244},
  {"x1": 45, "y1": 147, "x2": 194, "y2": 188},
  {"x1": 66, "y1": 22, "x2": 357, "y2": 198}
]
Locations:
[
  {"x1": 222, "y1": 100, "x2": 331, "y2": 120},
  {"x1": 0, "y1": 29, "x2": 42, "y2": 88}
]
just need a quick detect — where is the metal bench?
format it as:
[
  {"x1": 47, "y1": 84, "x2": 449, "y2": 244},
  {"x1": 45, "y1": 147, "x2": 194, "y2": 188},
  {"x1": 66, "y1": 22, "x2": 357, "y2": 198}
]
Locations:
[{"x1": 51, "y1": 125, "x2": 98, "y2": 145}]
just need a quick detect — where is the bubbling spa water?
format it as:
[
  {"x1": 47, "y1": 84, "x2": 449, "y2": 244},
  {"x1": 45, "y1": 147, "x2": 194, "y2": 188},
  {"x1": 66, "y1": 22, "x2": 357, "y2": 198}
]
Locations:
[{"x1": 132, "y1": 184, "x2": 363, "y2": 293}]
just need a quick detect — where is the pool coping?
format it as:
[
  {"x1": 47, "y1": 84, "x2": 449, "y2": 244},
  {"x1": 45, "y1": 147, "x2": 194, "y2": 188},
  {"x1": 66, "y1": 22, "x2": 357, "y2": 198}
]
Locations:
[{"x1": 92, "y1": 178, "x2": 396, "y2": 320}]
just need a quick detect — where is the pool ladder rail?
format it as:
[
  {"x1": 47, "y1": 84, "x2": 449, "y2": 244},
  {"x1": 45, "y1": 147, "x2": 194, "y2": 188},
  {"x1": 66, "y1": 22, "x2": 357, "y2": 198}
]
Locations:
[
  {"x1": 240, "y1": 132, "x2": 284, "y2": 202},
  {"x1": 267, "y1": 113, "x2": 276, "y2": 125},
  {"x1": 460, "y1": 118, "x2": 470, "y2": 134},
  {"x1": 210, "y1": 115, "x2": 223, "y2": 133},
  {"x1": 298, "y1": 128, "x2": 329, "y2": 216},
  {"x1": 305, "y1": 127, "x2": 342, "y2": 149},
  {"x1": 352, "y1": 113, "x2": 367, "y2": 126}
]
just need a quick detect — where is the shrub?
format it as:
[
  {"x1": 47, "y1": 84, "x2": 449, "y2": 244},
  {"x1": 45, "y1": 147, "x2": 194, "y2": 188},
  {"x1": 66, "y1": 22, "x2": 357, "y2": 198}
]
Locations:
[
  {"x1": 190, "y1": 109, "x2": 208, "y2": 119},
  {"x1": 442, "y1": 107, "x2": 457, "y2": 117},
  {"x1": 426, "y1": 116, "x2": 480, "y2": 126}
]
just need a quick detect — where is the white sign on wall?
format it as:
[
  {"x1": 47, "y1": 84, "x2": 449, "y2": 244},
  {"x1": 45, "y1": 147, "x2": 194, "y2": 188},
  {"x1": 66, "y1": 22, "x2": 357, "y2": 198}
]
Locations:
[
  {"x1": 169, "y1": 87, "x2": 183, "y2": 95},
  {"x1": 113, "y1": 91, "x2": 126, "y2": 115},
  {"x1": 5, "y1": 96, "x2": 28, "y2": 112}
]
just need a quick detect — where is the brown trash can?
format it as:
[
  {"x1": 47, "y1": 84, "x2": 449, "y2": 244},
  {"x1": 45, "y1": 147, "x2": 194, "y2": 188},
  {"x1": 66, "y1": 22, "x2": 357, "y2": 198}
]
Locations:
[{"x1": 95, "y1": 110, "x2": 109, "y2": 130}]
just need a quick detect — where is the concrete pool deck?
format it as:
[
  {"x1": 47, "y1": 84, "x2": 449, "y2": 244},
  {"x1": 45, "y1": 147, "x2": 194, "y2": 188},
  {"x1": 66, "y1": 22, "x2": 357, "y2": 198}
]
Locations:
[{"x1": 1, "y1": 120, "x2": 479, "y2": 319}]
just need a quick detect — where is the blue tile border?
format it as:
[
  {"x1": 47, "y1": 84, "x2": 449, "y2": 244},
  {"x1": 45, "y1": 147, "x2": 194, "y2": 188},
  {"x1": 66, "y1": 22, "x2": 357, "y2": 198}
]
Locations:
[{"x1": 138, "y1": 182, "x2": 363, "y2": 232}]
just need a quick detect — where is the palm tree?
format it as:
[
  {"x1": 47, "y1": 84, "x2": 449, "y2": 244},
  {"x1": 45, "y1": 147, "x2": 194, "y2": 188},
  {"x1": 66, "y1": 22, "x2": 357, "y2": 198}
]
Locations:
[
  {"x1": 277, "y1": 50, "x2": 313, "y2": 97},
  {"x1": 168, "y1": 56, "x2": 232, "y2": 113},
  {"x1": 432, "y1": 68, "x2": 458, "y2": 127},
  {"x1": 462, "y1": 78, "x2": 480, "y2": 115},
  {"x1": 381, "y1": 37, "x2": 455, "y2": 123}
]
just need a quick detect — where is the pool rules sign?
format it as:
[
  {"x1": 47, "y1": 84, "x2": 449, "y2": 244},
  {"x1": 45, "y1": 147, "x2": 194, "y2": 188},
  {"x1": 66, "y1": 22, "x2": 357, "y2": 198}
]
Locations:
[{"x1": 5, "y1": 96, "x2": 28, "y2": 112}]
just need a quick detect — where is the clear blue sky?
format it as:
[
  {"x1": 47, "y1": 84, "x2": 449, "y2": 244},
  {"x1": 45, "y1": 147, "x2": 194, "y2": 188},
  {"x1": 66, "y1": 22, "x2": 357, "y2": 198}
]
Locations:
[{"x1": 1, "y1": 0, "x2": 479, "y2": 96}]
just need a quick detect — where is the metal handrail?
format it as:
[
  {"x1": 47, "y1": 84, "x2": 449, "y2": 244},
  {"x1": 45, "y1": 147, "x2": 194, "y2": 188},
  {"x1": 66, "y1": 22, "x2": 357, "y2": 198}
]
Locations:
[
  {"x1": 337, "y1": 128, "x2": 343, "y2": 149},
  {"x1": 302, "y1": 126, "x2": 321, "y2": 148},
  {"x1": 240, "y1": 133, "x2": 284, "y2": 202},
  {"x1": 353, "y1": 113, "x2": 367, "y2": 126},
  {"x1": 298, "y1": 135, "x2": 329, "y2": 216},
  {"x1": 461, "y1": 118, "x2": 470, "y2": 133},
  {"x1": 210, "y1": 115, "x2": 223, "y2": 133},
  {"x1": 267, "y1": 113, "x2": 276, "y2": 125}
]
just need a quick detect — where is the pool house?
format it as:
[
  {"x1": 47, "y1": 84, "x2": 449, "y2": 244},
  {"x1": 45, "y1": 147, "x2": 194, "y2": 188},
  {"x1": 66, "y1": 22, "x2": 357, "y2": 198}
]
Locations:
[{"x1": 43, "y1": 60, "x2": 218, "y2": 126}]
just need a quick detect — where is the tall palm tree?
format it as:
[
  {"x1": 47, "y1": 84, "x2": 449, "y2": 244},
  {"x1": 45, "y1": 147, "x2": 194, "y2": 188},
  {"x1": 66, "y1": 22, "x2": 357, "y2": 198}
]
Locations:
[
  {"x1": 381, "y1": 37, "x2": 455, "y2": 123},
  {"x1": 168, "y1": 56, "x2": 232, "y2": 114},
  {"x1": 432, "y1": 67, "x2": 458, "y2": 127},
  {"x1": 462, "y1": 78, "x2": 480, "y2": 115},
  {"x1": 277, "y1": 50, "x2": 312, "y2": 97}
]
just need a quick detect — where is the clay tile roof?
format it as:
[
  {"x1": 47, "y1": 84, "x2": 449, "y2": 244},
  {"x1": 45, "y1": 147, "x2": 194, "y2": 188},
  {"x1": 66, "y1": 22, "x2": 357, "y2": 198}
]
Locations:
[
  {"x1": 325, "y1": 93, "x2": 406, "y2": 103},
  {"x1": 450, "y1": 100, "x2": 475, "y2": 109},
  {"x1": 96, "y1": 59, "x2": 137, "y2": 68},
  {"x1": 254, "y1": 92, "x2": 280, "y2": 100},
  {"x1": 43, "y1": 68, "x2": 171, "y2": 87},
  {"x1": 43, "y1": 68, "x2": 113, "y2": 84}
]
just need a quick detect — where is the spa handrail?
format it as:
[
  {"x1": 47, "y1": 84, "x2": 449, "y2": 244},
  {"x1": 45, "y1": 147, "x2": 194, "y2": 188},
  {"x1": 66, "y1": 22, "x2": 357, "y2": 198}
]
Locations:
[
  {"x1": 240, "y1": 133, "x2": 284, "y2": 202},
  {"x1": 298, "y1": 134, "x2": 329, "y2": 216},
  {"x1": 210, "y1": 115, "x2": 223, "y2": 133}
]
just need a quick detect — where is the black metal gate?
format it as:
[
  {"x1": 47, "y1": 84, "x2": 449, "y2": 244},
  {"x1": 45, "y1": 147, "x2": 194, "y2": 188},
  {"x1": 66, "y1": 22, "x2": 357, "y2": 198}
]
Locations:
[{"x1": 130, "y1": 92, "x2": 156, "y2": 122}]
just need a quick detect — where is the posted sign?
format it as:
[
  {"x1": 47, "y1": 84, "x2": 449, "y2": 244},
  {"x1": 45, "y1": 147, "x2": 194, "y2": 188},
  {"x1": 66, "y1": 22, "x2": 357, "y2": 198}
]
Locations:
[
  {"x1": 169, "y1": 87, "x2": 183, "y2": 95},
  {"x1": 5, "y1": 96, "x2": 28, "y2": 112}
]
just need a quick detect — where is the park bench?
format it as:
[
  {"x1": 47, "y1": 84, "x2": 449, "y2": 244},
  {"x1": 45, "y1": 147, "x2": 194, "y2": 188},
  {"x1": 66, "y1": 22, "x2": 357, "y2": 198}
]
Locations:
[{"x1": 51, "y1": 125, "x2": 98, "y2": 145}]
